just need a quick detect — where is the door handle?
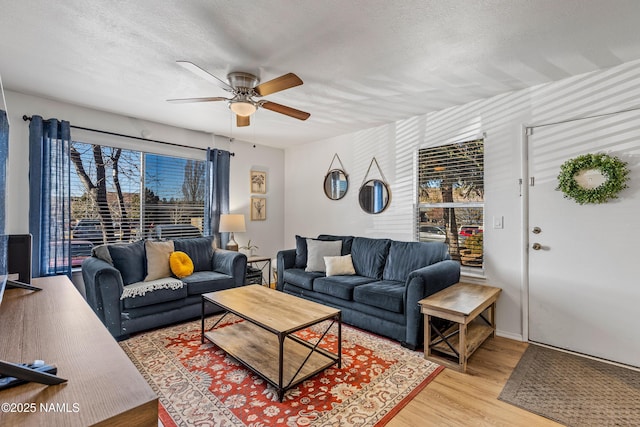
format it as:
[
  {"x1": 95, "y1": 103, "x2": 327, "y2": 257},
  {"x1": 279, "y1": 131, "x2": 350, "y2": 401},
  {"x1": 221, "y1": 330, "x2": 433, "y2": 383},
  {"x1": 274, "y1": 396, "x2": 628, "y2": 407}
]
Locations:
[{"x1": 532, "y1": 243, "x2": 542, "y2": 250}]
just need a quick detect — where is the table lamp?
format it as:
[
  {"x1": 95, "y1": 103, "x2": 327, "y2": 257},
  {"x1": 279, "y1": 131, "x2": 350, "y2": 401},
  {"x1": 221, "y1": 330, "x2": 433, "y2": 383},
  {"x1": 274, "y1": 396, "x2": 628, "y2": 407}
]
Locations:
[{"x1": 219, "y1": 214, "x2": 246, "y2": 251}]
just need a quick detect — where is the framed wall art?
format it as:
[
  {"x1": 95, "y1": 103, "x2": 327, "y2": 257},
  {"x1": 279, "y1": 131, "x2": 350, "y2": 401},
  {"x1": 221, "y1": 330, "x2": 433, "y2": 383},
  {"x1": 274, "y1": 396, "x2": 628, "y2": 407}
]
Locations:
[
  {"x1": 251, "y1": 197, "x2": 266, "y2": 221},
  {"x1": 250, "y1": 170, "x2": 267, "y2": 194}
]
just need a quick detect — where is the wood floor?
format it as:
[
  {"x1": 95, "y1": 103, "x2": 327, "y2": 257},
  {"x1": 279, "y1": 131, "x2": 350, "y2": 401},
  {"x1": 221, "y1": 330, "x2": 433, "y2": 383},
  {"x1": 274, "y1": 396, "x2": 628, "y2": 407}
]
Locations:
[{"x1": 387, "y1": 337, "x2": 562, "y2": 427}]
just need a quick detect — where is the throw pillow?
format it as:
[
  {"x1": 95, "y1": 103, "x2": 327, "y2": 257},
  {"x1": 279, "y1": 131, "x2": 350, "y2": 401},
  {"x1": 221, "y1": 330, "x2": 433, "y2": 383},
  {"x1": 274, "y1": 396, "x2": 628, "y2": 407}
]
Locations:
[
  {"x1": 294, "y1": 235, "x2": 310, "y2": 268},
  {"x1": 173, "y1": 236, "x2": 215, "y2": 272},
  {"x1": 169, "y1": 251, "x2": 194, "y2": 279},
  {"x1": 144, "y1": 240, "x2": 174, "y2": 282},
  {"x1": 324, "y1": 254, "x2": 356, "y2": 276},
  {"x1": 305, "y1": 239, "x2": 342, "y2": 272},
  {"x1": 108, "y1": 240, "x2": 146, "y2": 285},
  {"x1": 91, "y1": 244, "x2": 113, "y2": 265}
]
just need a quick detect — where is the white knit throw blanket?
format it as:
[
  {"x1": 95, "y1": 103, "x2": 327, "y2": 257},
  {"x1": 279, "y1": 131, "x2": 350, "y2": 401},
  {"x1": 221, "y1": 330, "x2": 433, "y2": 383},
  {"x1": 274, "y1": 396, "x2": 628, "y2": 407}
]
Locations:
[{"x1": 120, "y1": 277, "x2": 185, "y2": 299}]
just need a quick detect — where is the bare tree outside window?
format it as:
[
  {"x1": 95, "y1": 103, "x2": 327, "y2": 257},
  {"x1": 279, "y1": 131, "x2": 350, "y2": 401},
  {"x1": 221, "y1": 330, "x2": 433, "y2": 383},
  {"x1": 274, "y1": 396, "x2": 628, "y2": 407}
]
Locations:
[
  {"x1": 417, "y1": 139, "x2": 484, "y2": 267},
  {"x1": 69, "y1": 141, "x2": 206, "y2": 264}
]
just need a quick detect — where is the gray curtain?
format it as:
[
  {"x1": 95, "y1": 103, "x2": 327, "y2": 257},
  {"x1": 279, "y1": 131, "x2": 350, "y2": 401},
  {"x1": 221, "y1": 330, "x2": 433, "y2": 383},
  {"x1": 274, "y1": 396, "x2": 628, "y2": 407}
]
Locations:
[
  {"x1": 29, "y1": 115, "x2": 72, "y2": 277},
  {"x1": 204, "y1": 148, "x2": 230, "y2": 248}
]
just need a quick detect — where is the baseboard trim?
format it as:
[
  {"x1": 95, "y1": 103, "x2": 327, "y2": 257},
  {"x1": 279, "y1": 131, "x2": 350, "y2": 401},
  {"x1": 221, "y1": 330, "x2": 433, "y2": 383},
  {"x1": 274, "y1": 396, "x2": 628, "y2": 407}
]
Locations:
[{"x1": 496, "y1": 330, "x2": 523, "y2": 341}]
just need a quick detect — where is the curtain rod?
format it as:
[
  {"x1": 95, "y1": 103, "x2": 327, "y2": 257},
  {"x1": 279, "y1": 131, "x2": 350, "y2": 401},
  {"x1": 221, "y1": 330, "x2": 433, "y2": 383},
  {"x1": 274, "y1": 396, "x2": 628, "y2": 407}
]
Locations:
[{"x1": 22, "y1": 115, "x2": 234, "y2": 156}]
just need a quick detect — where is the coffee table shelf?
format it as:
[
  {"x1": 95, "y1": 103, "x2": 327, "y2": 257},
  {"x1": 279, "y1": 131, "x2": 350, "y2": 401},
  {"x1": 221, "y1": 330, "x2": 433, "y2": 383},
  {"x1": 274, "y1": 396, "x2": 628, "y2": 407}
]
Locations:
[
  {"x1": 202, "y1": 285, "x2": 341, "y2": 401},
  {"x1": 204, "y1": 321, "x2": 336, "y2": 387}
]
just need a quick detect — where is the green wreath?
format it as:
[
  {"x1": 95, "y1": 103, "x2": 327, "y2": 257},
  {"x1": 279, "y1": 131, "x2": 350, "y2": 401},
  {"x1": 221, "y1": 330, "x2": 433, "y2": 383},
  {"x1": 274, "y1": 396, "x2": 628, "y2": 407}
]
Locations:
[{"x1": 557, "y1": 153, "x2": 629, "y2": 205}]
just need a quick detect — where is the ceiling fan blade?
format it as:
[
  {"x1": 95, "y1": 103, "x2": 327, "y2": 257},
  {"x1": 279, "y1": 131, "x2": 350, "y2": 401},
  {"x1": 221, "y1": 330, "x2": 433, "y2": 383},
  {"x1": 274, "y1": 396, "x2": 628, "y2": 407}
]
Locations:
[
  {"x1": 237, "y1": 115, "x2": 250, "y2": 127},
  {"x1": 167, "y1": 97, "x2": 228, "y2": 103},
  {"x1": 254, "y1": 73, "x2": 303, "y2": 96},
  {"x1": 261, "y1": 101, "x2": 310, "y2": 121},
  {"x1": 176, "y1": 61, "x2": 233, "y2": 92}
]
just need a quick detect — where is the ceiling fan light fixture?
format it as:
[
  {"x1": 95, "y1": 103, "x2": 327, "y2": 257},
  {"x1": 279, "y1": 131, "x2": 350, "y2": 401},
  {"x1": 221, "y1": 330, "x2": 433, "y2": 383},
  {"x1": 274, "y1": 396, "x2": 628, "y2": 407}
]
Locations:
[{"x1": 229, "y1": 100, "x2": 257, "y2": 117}]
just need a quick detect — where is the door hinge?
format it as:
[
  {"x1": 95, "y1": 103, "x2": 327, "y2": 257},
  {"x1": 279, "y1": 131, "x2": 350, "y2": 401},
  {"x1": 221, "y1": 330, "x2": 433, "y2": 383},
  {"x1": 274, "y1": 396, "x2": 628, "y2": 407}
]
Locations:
[
  {"x1": 530, "y1": 177, "x2": 535, "y2": 186},
  {"x1": 526, "y1": 127, "x2": 534, "y2": 136}
]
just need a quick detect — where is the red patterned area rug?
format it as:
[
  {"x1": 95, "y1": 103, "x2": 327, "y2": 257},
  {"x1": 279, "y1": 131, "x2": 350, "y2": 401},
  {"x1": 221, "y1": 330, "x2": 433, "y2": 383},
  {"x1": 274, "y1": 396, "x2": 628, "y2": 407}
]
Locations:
[{"x1": 120, "y1": 315, "x2": 442, "y2": 427}]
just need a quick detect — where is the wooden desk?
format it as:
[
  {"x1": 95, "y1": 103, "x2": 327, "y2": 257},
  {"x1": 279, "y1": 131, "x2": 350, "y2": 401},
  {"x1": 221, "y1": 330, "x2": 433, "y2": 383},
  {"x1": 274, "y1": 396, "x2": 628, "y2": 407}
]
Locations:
[
  {"x1": 0, "y1": 276, "x2": 157, "y2": 426},
  {"x1": 419, "y1": 282, "x2": 501, "y2": 372}
]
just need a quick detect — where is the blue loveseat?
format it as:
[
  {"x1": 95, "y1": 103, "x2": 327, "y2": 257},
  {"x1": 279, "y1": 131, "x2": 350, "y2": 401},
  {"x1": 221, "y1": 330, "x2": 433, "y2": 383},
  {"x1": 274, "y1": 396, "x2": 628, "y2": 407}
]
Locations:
[
  {"x1": 277, "y1": 234, "x2": 460, "y2": 349},
  {"x1": 82, "y1": 236, "x2": 247, "y2": 339}
]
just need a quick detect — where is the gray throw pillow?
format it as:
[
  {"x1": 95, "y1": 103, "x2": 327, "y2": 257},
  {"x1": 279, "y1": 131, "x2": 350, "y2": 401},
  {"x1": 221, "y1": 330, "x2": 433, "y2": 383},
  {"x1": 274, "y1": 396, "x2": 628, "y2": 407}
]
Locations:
[
  {"x1": 108, "y1": 240, "x2": 146, "y2": 285},
  {"x1": 305, "y1": 239, "x2": 342, "y2": 272}
]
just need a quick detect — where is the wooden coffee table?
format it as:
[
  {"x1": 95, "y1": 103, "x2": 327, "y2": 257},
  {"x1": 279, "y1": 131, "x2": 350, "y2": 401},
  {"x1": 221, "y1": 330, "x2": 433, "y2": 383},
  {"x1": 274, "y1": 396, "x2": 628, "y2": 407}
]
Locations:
[{"x1": 201, "y1": 285, "x2": 341, "y2": 401}]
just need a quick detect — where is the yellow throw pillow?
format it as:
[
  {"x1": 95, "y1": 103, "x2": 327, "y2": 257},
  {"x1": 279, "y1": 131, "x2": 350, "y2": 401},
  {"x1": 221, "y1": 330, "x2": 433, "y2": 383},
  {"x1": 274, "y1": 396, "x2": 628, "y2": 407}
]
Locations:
[{"x1": 169, "y1": 251, "x2": 194, "y2": 279}]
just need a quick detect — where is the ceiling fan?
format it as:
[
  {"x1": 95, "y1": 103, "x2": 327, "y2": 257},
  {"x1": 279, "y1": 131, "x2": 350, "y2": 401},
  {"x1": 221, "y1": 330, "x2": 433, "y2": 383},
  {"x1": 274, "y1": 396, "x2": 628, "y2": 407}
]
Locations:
[{"x1": 168, "y1": 61, "x2": 310, "y2": 127}]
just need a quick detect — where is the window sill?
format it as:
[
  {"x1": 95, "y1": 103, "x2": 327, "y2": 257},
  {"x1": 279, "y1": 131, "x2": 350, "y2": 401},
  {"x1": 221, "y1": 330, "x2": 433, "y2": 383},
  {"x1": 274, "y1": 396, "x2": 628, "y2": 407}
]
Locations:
[{"x1": 460, "y1": 266, "x2": 486, "y2": 283}]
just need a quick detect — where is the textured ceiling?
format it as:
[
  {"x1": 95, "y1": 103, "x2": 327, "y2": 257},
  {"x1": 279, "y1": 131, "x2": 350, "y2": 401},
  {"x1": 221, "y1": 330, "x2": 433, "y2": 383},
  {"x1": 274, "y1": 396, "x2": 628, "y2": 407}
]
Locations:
[{"x1": 2, "y1": 0, "x2": 640, "y2": 148}]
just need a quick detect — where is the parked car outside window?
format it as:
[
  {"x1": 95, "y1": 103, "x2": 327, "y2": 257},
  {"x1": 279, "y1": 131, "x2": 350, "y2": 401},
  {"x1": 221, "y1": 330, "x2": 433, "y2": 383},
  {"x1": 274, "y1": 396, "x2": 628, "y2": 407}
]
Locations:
[
  {"x1": 71, "y1": 240, "x2": 94, "y2": 267},
  {"x1": 71, "y1": 219, "x2": 104, "y2": 244},
  {"x1": 419, "y1": 225, "x2": 446, "y2": 242},
  {"x1": 459, "y1": 225, "x2": 483, "y2": 247}
]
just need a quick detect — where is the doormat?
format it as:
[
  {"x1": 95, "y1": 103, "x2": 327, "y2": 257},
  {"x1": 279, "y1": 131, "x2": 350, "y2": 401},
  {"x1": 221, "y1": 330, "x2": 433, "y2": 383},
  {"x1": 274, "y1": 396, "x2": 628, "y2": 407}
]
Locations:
[
  {"x1": 499, "y1": 344, "x2": 640, "y2": 426},
  {"x1": 120, "y1": 316, "x2": 442, "y2": 426}
]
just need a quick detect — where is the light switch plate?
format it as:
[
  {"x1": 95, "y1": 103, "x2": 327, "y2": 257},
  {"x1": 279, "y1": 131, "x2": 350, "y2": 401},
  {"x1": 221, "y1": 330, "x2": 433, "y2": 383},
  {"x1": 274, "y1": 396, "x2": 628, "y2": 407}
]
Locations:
[{"x1": 493, "y1": 216, "x2": 504, "y2": 229}]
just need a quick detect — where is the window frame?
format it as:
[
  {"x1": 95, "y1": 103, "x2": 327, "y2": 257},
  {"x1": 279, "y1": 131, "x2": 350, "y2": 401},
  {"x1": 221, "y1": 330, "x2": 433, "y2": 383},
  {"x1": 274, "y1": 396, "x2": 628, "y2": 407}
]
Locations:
[
  {"x1": 416, "y1": 138, "x2": 485, "y2": 273},
  {"x1": 68, "y1": 137, "x2": 207, "y2": 267}
]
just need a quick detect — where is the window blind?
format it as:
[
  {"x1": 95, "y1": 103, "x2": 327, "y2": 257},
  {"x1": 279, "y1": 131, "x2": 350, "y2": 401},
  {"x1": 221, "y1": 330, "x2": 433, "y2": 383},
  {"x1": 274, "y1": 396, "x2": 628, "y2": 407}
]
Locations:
[
  {"x1": 417, "y1": 139, "x2": 484, "y2": 269},
  {"x1": 69, "y1": 141, "x2": 205, "y2": 265}
]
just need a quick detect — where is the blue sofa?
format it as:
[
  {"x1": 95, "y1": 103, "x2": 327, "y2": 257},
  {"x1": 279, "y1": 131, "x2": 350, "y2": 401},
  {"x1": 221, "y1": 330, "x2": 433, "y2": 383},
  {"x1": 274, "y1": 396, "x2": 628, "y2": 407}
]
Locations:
[
  {"x1": 277, "y1": 234, "x2": 460, "y2": 349},
  {"x1": 82, "y1": 236, "x2": 247, "y2": 339}
]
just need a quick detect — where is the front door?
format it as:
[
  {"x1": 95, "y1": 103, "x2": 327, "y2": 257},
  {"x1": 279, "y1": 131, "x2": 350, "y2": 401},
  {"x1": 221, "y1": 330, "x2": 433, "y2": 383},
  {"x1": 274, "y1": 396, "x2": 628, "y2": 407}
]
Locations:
[{"x1": 527, "y1": 109, "x2": 640, "y2": 367}]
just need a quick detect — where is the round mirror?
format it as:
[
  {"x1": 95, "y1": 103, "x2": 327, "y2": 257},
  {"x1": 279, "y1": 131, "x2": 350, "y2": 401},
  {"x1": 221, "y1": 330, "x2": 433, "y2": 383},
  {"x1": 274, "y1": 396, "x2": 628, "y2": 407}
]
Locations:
[
  {"x1": 324, "y1": 169, "x2": 349, "y2": 200},
  {"x1": 358, "y1": 179, "x2": 390, "y2": 214}
]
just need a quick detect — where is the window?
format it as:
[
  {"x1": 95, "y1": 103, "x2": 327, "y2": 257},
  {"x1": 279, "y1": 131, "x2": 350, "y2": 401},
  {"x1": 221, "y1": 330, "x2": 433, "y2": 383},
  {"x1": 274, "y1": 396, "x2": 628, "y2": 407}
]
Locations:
[
  {"x1": 69, "y1": 141, "x2": 205, "y2": 266},
  {"x1": 417, "y1": 139, "x2": 484, "y2": 270}
]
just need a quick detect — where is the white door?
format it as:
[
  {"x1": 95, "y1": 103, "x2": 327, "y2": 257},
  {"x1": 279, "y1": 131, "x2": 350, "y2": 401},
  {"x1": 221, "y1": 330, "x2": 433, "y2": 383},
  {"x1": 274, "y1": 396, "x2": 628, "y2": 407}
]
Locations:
[{"x1": 528, "y1": 109, "x2": 640, "y2": 367}]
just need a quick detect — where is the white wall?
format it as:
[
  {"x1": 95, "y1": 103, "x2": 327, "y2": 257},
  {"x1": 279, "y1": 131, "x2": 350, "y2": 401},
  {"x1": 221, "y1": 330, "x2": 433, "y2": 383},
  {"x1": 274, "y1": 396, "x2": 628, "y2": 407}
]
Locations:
[
  {"x1": 285, "y1": 59, "x2": 640, "y2": 340},
  {"x1": 218, "y1": 135, "x2": 285, "y2": 280},
  {"x1": 3, "y1": 90, "x2": 285, "y2": 287}
]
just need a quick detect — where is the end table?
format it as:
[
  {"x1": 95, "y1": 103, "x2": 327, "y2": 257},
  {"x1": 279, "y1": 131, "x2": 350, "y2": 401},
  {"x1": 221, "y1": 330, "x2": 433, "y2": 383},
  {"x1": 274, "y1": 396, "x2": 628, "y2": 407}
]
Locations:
[
  {"x1": 419, "y1": 282, "x2": 501, "y2": 372},
  {"x1": 246, "y1": 255, "x2": 272, "y2": 287}
]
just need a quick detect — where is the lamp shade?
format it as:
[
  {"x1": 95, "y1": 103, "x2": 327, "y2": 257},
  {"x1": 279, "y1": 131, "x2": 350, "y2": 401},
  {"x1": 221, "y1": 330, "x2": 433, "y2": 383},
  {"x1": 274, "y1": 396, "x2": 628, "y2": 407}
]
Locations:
[
  {"x1": 229, "y1": 101, "x2": 257, "y2": 117},
  {"x1": 219, "y1": 214, "x2": 246, "y2": 233}
]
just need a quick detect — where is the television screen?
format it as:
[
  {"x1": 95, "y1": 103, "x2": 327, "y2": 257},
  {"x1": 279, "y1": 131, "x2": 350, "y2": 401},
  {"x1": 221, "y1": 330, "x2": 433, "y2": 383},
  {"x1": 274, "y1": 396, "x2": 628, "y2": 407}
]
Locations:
[{"x1": 7, "y1": 234, "x2": 31, "y2": 284}]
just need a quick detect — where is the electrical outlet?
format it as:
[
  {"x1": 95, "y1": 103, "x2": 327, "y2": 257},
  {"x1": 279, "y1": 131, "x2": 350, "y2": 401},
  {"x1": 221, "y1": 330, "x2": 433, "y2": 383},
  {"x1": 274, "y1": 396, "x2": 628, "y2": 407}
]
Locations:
[{"x1": 493, "y1": 216, "x2": 504, "y2": 229}]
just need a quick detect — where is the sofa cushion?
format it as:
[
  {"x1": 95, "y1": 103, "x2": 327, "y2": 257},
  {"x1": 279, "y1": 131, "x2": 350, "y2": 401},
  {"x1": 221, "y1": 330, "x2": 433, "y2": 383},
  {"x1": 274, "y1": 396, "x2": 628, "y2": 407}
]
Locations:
[
  {"x1": 383, "y1": 241, "x2": 451, "y2": 282},
  {"x1": 181, "y1": 271, "x2": 235, "y2": 295},
  {"x1": 283, "y1": 268, "x2": 324, "y2": 291},
  {"x1": 353, "y1": 280, "x2": 405, "y2": 313},
  {"x1": 108, "y1": 240, "x2": 146, "y2": 285},
  {"x1": 324, "y1": 254, "x2": 356, "y2": 276},
  {"x1": 317, "y1": 235, "x2": 354, "y2": 255},
  {"x1": 350, "y1": 237, "x2": 391, "y2": 279},
  {"x1": 305, "y1": 239, "x2": 342, "y2": 272},
  {"x1": 313, "y1": 275, "x2": 376, "y2": 300},
  {"x1": 121, "y1": 277, "x2": 187, "y2": 309},
  {"x1": 174, "y1": 236, "x2": 215, "y2": 272},
  {"x1": 144, "y1": 240, "x2": 174, "y2": 281},
  {"x1": 294, "y1": 235, "x2": 311, "y2": 268}
]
